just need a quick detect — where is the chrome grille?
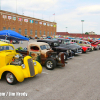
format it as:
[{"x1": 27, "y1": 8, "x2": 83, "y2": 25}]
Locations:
[
  {"x1": 28, "y1": 58, "x2": 35, "y2": 76},
  {"x1": 68, "y1": 50, "x2": 71, "y2": 53},
  {"x1": 76, "y1": 49, "x2": 78, "y2": 52}
]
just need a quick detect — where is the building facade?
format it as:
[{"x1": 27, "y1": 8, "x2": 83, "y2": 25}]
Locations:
[
  {"x1": 57, "y1": 32, "x2": 100, "y2": 38},
  {"x1": 0, "y1": 10, "x2": 57, "y2": 37},
  {"x1": 88, "y1": 31, "x2": 95, "y2": 35}
]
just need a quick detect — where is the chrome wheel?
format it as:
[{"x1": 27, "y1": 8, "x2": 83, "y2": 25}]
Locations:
[
  {"x1": 45, "y1": 58, "x2": 56, "y2": 70},
  {"x1": 46, "y1": 61, "x2": 53, "y2": 68},
  {"x1": 6, "y1": 72, "x2": 17, "y2": 85},
  {"x1": 6, "y1": 73, "x2": 14, "y2": 83}
]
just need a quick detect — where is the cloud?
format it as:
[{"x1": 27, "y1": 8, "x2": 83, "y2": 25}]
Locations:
[
  {"x1": 1, "y1": 0, "x2": 57, "y2": 14},
  {"x1": 1, "y1": 0, "x2": 100, "y2": 34},
  {"x1": 76, "y1": 5, "x2": 100, "y2": 15}
]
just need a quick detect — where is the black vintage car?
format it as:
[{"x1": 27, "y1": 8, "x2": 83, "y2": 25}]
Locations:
[
  {"x1": 37, "y1": 39, "x2": 74, "y2": 60},
  {"x1": 58, "y1": 38, "x2": 82, "y2": 55}
]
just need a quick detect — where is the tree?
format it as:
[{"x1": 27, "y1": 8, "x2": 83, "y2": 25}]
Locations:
[{"x1": 85, "y1": 32, "x2": 89, "y2": 35}]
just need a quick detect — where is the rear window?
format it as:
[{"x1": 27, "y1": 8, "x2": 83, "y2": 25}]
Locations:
[
  {"x1": 30, "y1": 46, "x2": 39, "y2": 51},
  {"x1": 79, "y1": 41, "x2": 82, "y2": 44}
]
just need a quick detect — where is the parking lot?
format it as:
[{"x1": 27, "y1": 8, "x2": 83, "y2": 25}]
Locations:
[{"x1": 0, "y1": 40, "x2": 100, "y2": 100}]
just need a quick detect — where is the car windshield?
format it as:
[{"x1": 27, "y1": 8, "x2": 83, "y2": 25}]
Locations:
[
  {"x1": 0, "y1": 46, "x2": 14, "y2": 51},
  {"x1": 40, "y1": 45, "x2": 50, "y2": 50},
  {"x1": 65, "y1": 40, "x2": 70, "y2": 43},
  {"x1": 45, "y1": 45, "x2": 51, "y2": 49},
  {"x1": 87, "y1": 42, "x2": 91, "y2": 44},
  {"x1": 73, "y1": 43, "x2": 78, "y2": 45},
  {"x1": 64, "y1": 40, "x2": 71, "y2": 44},
  {"x1": 40, "y1": 45, "x2": 46, "y2": 50}
]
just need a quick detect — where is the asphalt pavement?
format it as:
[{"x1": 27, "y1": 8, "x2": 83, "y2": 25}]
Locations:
[{"x1": 0, "y1": 39, "x2": 100, "y2": 100}]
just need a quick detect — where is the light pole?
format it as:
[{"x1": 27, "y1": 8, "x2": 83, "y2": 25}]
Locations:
[
  {"x1": 0, "y1": 0, "x2": 1, "y2": 10},
  {"x1": 65, "y1": 27, "x2": 67, "y2": 33},
  {"x1": 81, "y1": 20, "x2": 84, "y2": 37},
  {"x1": 16, "y1": 0, "x2": 17, "y2": 13}
]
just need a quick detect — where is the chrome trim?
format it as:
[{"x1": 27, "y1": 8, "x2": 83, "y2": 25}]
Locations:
[{"x1": 28, "y1": 58, "x2": 35, "y2": 76}]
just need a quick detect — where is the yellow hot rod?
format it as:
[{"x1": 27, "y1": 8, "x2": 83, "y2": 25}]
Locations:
[{"x1": 0, "y1": 41, "x2": 42, "y2": 85}]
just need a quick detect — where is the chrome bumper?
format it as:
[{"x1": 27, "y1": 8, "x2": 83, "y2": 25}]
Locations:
[{"x1": 75, "y1": 51, "x2": 82, "y2": 55}]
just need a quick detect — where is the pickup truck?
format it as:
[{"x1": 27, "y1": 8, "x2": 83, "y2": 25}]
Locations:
[
  {"x1": 37, "y1": 39, "x2": 74, "y2": 60},
  {"x1": 16, "y1": 42, "x2": 65, "y2": 70},
  {"x1": 0, "y1": 41, "x2": 42, "y2": 85}
]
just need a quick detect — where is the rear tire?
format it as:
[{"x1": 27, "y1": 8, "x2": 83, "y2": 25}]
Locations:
[{"x1": 45, "y1": 58, "x2": 56, "y2": 70}]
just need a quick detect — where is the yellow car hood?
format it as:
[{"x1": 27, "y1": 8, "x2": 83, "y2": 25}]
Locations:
[{"x1": 0, "y1": 50, "x2": 16, "y2": 66}]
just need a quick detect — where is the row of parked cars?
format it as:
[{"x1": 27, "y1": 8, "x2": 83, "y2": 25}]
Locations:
[
  {"x1": 16, "y1": 38, "x2": 100, "y2": 70},
  {"x1": 0, "y1": 39, "x2": 20, "y2": 44},
  {"x1": 0, "y1": 37, "x2": 99, "y2": 85}
]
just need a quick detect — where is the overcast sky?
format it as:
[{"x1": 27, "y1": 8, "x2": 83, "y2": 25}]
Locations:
[{"x1": 0, "y1": 0, "x2": 100, "y2": 34}]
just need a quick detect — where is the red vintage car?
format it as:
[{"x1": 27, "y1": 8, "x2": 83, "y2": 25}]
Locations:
[
  {"x1": 91, "y1": 40, "x2": 100, "y2": 50},
  {"x1": 81, "y1": 46, "x2": 91, "y2": 53},
  {"x1": 82, "y1": 40, "x2": 99, "y2": 50},
  {"x1": 70, "y1": 42, "x2": 90, "y2": 53}
]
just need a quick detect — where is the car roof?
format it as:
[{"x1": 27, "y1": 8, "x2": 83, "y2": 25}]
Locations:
[
  {"x1": 38, "y1": 39, "x2": 58, "y2": 42},
  {"x1": 0, "y1": 41, "x2": 14, "y2": 47},
  {"x1": 29, "y1": 42, "x2": 49, "y2": 46},
  {"x1": 58, "y1": 38, "x2": 70, "y2": 40}
]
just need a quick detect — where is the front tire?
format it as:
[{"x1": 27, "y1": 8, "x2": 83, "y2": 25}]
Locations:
[
  {"x1": 82, "y1": 49, "x2": 86, "y2": 53},
  {"x1": 45, "y1": 58, "x2": 56, "y2": 70},
  {"x1": 6, "y1": 72, "x2": 17, "y2": 85}
]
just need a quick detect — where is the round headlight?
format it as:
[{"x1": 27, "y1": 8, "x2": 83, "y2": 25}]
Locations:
[
  {"x1": 67, "y1": 50, "x2": 69, "y2": 53},
  {"x1": 34, "y1": 62, "x2": 36, "y2": 66},
  {"x1": 56, "y1": 55, "x2": 58, "y2": 58},
  {"x1": 58, "y1": 57, "x2": 61, "y2": 61},
  {"x1": 21, "y1": 64, "x2": 25, "y2": 69}
]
